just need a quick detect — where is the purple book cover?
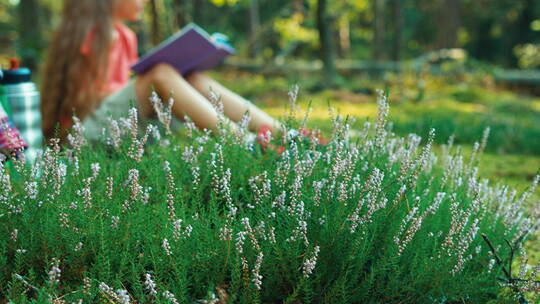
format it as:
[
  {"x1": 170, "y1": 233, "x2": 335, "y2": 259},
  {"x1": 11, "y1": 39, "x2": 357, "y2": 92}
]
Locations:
[{"x1": 131, "y1": 23, "x2": 235, "y2": 76}]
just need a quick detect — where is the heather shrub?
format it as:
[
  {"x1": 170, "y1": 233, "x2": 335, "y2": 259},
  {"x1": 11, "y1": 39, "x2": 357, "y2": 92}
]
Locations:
[{"x1": 0, "y1": 90, "x2": 539, "y2": 303}]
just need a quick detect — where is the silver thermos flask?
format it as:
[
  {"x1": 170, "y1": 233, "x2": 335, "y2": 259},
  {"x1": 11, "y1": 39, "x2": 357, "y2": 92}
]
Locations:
[{"x1": 0, "y1": 59, "x2": 43, "y2": 165}]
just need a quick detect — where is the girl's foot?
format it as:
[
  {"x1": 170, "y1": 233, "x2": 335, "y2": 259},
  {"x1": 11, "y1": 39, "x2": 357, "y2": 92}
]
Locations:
[
  {"x1": 0, "y1": 117, "x2": 28, "y2": 160},
  {"x1": 256, "y1": 125, "x2": 285, "y2": 155}
]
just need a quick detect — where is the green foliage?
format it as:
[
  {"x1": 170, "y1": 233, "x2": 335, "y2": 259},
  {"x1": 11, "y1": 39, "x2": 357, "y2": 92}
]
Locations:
[
  {"x1": 0, "y1": 92, "x2": 539, "y2": 303},
  {"x1": 2, "y1": 0, "x2": 540, "y2": 69}
]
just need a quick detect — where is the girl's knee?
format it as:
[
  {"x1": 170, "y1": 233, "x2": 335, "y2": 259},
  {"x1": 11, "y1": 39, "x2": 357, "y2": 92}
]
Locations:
[
  {"x1": 186, "y1": 71, "x2": 210, "y2": 87},
  {"x1": 146, "y1": 63, "x2": 181, "y2": 83}
]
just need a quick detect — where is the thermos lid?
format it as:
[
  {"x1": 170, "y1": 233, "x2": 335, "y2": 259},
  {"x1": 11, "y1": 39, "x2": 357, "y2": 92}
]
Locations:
[{"x1": 0, "y1": 58, "x2": 31, "y2": 85}]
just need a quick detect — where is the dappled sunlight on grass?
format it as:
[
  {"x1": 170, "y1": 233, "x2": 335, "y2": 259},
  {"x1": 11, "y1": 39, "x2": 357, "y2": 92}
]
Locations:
[
  {"x1": 439, "y1": 99, "x2": 488, "y2": 113},
  {"x1": 262, "y1": 102, "x2": 379, "y2": 120},
  {"x1": 405, "y1": 98, "x2": 488, "y2": 114},
  {"x1": 532, "y1": 100, "x2": 540, "y2": 112}
]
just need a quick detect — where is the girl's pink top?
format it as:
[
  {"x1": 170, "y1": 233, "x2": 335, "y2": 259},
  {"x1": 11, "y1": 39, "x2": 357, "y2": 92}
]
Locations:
[
  {"x1": 60, "y1": 23, "x2": 139, "y2": 129},
  {"x1": 80, "y1": 22, "x2": 139, "y2": 96}
]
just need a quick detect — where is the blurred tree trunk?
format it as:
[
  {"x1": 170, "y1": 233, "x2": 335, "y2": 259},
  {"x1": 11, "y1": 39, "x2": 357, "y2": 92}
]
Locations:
[
  {"x1": 18, "y1": 0, "x2": 42, "y2": 70},
  {"x1": 391, "y1": 0, "x2": 402, "y2": 62},
  {"x1": 149, "y1": 0, "x2": 162, "y2": 45},
  {"x1": 509, "y1": 0, "x2": 534, "y2": 66},
  {"x1": 372, "y1": 0, "x2": 385, "y2": 61},
  {"x1": 193, "y1": 0, "x2": 205, "y2": 25},
  {"x1": 292, "y1": 0, "x2": 304, "y2": 14},
  {"x1": 338, "y1": 18, "x2": 351, "y2": 58},
  {"x1": 316, "y1": 0, "x2": 337, "y2": 86},
  {"x1": 248, "y1": 0, "x2": 261, "y2": 59},
  {"x1": 438, "y1": 0, "x2": 460, "y2": 49},
  {"x1": 173, "y1": 0, "x2": 191, "y2": 29}
]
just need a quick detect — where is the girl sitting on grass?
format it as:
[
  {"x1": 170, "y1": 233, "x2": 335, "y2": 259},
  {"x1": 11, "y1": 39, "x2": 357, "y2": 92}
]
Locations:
[{"x1": 41, "y1": 0, "x2": 286, "y2": 148}]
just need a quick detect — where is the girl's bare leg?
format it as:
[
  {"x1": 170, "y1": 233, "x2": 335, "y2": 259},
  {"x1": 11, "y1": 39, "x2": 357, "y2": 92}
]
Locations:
[
  {"x1": 186, "y1": 72, "x2": 284, "y2": 133},
  {"x1": 134, "y1": 63, "x2": 240, "y2": 133}
]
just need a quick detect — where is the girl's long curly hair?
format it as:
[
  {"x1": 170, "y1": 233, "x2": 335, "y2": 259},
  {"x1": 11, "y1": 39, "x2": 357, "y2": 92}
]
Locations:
[{"x1": 41, "y1": 0, "x2": 116, "y2": 142}]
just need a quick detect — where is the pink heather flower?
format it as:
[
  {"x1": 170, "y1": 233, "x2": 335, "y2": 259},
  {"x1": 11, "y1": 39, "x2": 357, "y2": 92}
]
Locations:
[
  {"x1": 149, "y1": 91, "x2": 174, "y2": 135},
  {"x1": 107, "y1": 118, "x2": 122, "y2": 149},
  {"x1": 67, "y1": 116, "x2": 87, "y2": 153}
]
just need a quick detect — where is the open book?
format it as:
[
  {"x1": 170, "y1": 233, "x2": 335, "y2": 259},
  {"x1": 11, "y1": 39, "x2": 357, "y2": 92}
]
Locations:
[{"x1": 131, "y1": 23, "x2": 235, "y2": 76}]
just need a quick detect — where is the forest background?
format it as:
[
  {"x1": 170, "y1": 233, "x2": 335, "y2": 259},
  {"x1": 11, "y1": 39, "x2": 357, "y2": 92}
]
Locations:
[
  {"x1": 2, "y1": 0, "x2": 540, "y2": 75},
  {"x1": 1, "y1": 0, "x2": 539, "y2": 192}
]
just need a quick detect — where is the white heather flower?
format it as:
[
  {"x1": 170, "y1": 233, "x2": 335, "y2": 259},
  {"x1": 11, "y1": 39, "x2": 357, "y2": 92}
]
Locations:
[
  {"x1": 91, "y1": 163, "x2": 101, "y2": 179},
  {"x1": 115, "y1": 289, "x2": 130, "y2": 304},
  {"x1": 475, "y1": 245, "x2": 481, "y2": 254},
  {"x1": 127, "y1": 108, "x2": 139, "y2": 139},
  {"x1": 107, "y1": 118, "x2": 122, "y2": 149},
  {"x1": 144, "y1": 273, "x2": 157, "y2": 296},
  {"x1": 83, "y1": 277, "x2": 92, "y2": 295},
  {"x1": 59, "y1": 213, "x2": 69, "y2": 228},
  {"x1": 99, "y1": 282, "x2": 130, "y2": 304},
  {"x1": 487, "y1": 259, "x2": 496, "y2": 273},
  {"x1": 172, "y1": 219, "x2": 193, "y2": 240},
  {"x1": 252, "y1": 252, "x2": 264, "y2": 290},
  {"x1": 183, "y1": 115, "x2": 197, "y2": 138},
  {"x1": 162, "y1": 290, "x2": 180, "y2": 304},
  {"x1": 219, "y1": 224, "x2": 233, "y2": 241},
  {"x1": 268, "y1": 227, "x2": 276, "y2": 244},
  {"x1": 127, "y1": 169, "x2": 142, "y2": 201},
  {"x1": 67, "y1": 116, "x2": 87, "y2": 153},
  {"x1": 24, "y1": 181, "x2": 38, "y2": 199},
  {"x1": 141, "y1": 187, "x2": 151, "y2": 205},
  {"x1": 11, "y1": 229, "x2": 18, "y2": 242},
  {"x1": 16, "y1": 249, "x2": 27, "y2": 254},
  {"x1": 287, "y1": 84, "x2": 300, "y2": 119},
  {"x1": 74, "y1": 242, "x2": 83, "y2": 252},
  {"x1": 303, "y1": 246, "x2": 320, "y2": 278},
  {"x1": 48, "y1": 258, "x2": 61, "y2": 285},
  {"x1": 162, "y1": 238, "x2": 172, "y2": 256},
  {"x1": 235, "y1": 231, "x2": 247, "y2": 254},
  {"x1": 111, "y1": 216, "x2": 120, "y2": 229}
]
